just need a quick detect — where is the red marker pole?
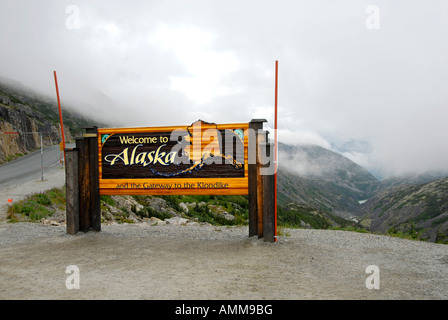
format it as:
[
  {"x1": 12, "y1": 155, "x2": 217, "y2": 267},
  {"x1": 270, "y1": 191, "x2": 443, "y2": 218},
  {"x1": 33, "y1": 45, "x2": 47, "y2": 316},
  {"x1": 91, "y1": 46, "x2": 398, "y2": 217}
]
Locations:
[
  {"x1": 53, "y1": 71, "x2": 66, "y2": 164},
  {"x1": 7, "y1": 198, "x2": 13, "y2": 219},
  {"x1": 274, "y1": 60, "x2": 278, "y2": 242}
]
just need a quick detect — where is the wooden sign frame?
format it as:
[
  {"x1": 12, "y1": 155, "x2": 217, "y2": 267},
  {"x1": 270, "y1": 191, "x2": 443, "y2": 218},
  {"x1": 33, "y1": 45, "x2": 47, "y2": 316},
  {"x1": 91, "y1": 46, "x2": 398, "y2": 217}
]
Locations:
[
  {"x1": 65, "y1": 119, "x2": 276, "y2": 242},
  {"x1": 97, "y1": 121, "x2": 249, "y2": 196}
]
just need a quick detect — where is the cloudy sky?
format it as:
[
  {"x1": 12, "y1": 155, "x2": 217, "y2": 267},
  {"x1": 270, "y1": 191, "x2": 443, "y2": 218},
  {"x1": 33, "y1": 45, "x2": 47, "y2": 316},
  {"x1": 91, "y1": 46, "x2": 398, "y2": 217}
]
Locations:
[{"x1": 0, "y1": 0, "x2": 447, "y2": 178}]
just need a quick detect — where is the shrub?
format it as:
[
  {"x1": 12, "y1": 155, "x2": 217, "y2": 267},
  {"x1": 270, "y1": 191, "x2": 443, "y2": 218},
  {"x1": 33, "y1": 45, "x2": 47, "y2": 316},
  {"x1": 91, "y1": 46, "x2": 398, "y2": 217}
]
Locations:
[
  {"x1": 100, "y1": 195, "x2": 116, "y2": 206},
  {"x1": 30, "y1": 193, "x2": 51, "y2": 206},
  {"x1": 9, "y1": 192, "x2": 54, "y2": 222},
  {"x1": 135, "y1": 206, "x2": 171, "y2": 221}
]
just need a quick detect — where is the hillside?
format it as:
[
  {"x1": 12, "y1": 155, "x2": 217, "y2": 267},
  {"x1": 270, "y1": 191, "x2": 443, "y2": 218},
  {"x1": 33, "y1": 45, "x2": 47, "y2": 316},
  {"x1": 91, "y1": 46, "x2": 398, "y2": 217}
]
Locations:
[
  {"x1": 0, "y1": 78, "x2": 102, "y2": 163},
  {"x1": 277, "y1": 142, "x2": 379, "y2": 213},
  {"x1": 374, "y1": 171, "x2": 448, "y2": 191},
  {"x1": 355, "y1": 177, "x2": 448, "y2": 243}
]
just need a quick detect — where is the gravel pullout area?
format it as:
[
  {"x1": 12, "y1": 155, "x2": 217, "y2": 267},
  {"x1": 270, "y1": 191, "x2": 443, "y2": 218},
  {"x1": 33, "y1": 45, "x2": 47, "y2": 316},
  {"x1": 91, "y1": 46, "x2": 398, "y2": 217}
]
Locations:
[{"x1": 1, "y1": 222, "x2": 447, "y2": 300}]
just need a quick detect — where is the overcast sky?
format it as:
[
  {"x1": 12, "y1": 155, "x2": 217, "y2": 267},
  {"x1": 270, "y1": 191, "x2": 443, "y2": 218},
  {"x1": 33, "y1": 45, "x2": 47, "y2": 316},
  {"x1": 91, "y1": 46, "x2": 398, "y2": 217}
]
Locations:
[{"x1": 0, "y1": 0, "x2": 447, "y2": 178}]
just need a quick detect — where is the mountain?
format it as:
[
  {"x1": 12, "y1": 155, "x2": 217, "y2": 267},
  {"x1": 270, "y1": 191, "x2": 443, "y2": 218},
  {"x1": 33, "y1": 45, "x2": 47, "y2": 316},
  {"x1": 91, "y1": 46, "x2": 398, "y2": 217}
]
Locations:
[
  {"x1": 277, "y1": 142, "x2": 379, "y2": 213},
  {"x1": 0, "y1": 78, "x2": 104, "y2": 163},
  {"x1": 354, "y1": 177, "x2": 448, "y2": 242},
  {"x1": 374, "y1": 171, "x2": 448, "y2": 192},
  {"x1": 277, "y1": 143, "x2": 448, "y2": 242}
]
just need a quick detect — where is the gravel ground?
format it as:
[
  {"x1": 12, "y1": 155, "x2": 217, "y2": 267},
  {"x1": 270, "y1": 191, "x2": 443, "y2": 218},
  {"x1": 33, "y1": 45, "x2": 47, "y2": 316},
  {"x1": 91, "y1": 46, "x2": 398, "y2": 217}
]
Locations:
[{"x1": 1, "y1": 221, "x2": 447, "y2": 300}]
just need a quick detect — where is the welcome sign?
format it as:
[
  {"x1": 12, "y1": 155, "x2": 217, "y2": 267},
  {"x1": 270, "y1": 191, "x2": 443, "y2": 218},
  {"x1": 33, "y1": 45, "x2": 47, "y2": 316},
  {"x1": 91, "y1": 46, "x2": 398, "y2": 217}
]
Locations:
[{"x1": 98, "y1": 120, "x2": 249, "y2": 195}]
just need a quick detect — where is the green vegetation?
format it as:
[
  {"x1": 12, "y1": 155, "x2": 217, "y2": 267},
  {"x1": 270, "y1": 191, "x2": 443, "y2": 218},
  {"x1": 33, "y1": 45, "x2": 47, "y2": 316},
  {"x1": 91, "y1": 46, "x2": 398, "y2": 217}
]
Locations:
[
  {"x1": 7, "y1": 187, "x2": 66, "y2": 222},
  {"x1": 434, "y1": 232, "x2": 448, "y2": 245},
  {"x1": 386, "y1": 224, "x2": 426, "y2": 242},
  {"x1": 100, "y1": 195, "x2": 116, "y2": 206},
  {"x1": 158, "y1": 195, "x2": 249, "y2": 226},
  {"x1": 135, "y1": 206, "x2": 172, "y2": 221},
  {"x1": 8, "y1": 95, "x2": 24, "y2": 104},
  {"x1": 431, "y1": 216, "x2": 448, "y2": 227},
  {"x1": 4, "y1": 152, "x2": 25, "y2": 163},
  {"x1": 278, "y1": 205, "x2": 328, "y2": 229},
  {"x1": 44, "y1": 187, "x2": 66, "y2": 209},
  {"x1": 277, "y1": 204, "x2": 352, "y2": 229},
  {"x1": 416, "y1": 194, "x2": 443, "y2": 222}
]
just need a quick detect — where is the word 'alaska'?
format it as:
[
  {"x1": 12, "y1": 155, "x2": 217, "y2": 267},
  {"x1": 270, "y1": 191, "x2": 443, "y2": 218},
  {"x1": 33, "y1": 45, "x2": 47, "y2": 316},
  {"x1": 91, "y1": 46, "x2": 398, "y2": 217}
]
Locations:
[{"x1": 104, "y1": 144, "x2": 176, "y2": 167}]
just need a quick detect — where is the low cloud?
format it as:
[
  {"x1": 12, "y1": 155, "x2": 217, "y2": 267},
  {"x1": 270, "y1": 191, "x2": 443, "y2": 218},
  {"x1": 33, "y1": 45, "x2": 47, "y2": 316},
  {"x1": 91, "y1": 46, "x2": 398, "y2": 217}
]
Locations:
[{"x1": 1, "y1": 0, "x2": 447, "y2": 177}]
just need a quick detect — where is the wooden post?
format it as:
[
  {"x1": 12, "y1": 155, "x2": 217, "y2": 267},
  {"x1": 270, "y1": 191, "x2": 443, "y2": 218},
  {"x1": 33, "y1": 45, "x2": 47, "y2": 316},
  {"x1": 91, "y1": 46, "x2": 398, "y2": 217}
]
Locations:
[
  {"x1": 248, "y1": 119, "x2": 267, "y2": 237},
  {"x1": 67, "y1": 127, "x2": 101, "y2": 235},
  {"x1": 65, "y1": 147, "x2": 79, "y2": 235},
  {"x1": 256, "y1": 131, "x2": 268, "y2": 238},
  {"x1": 76, "y1": 137, "x2": 90, "y2": 232},
  {"x1": 263, "y1": 142, "x2": 275, "y2": 243},
  {"x1": 86, "y1": 127, "x2": 101, "y2": 231}
]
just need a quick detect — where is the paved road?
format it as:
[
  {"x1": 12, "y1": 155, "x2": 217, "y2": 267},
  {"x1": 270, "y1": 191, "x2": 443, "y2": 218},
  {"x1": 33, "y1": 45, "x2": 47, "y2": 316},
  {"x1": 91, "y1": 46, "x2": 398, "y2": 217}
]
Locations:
[
  {"x1": 0, "y1": 145, "x2": 72, "y2": 219},
  {"x1": 0, "y1": 145, "x2": 63, "y2": 187}
]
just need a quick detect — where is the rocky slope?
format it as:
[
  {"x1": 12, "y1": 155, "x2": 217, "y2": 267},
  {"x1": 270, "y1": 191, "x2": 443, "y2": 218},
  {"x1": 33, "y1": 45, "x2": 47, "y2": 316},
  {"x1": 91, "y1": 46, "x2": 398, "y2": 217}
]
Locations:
[
  {"x1": 355, "y1": 177, "x2": 448, "y2": 242},
  {"x1": 374, "y1": 171, "x2": 448, "y2": 192},
  {"x1": 99, "y1": 194, "x2": 244, "y2": 226},
  {"x1": 0, "y1": 78, "x2": 99, "y2": 163}
]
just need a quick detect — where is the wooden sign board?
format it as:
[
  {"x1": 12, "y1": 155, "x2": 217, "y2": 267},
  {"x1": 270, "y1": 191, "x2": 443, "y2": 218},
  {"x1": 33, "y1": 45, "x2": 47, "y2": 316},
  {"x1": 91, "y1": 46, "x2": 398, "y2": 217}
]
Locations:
[{"x1": 98, "y1": 120, "x2": 249, "y2": 195}]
